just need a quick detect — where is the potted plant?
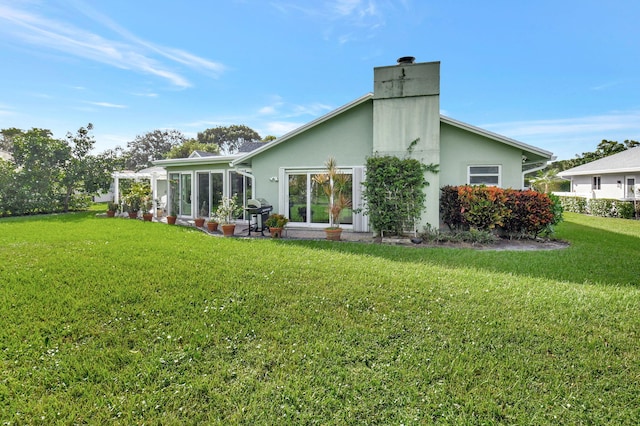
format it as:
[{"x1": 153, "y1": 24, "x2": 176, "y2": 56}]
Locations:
[
  {"x1": 106, "y1": 200, "x2": 117, "y2": 217},
  {"x1": 167, "y1": 191, "x2": 179, "y2": 225},
  {"x1": 265, "y1": 213, "x2": 288, "y2": 238},
  {"x1": 314, "y1": 156, "x2": 352, "y2": 240},
  {"x1": 194, "y1": 201, "x2": 207, "y2": 227},
  {"x1": 207, "y1": 215, "x2": 219, "y2": 232},
  {"x1": 142, "y1": 196, "x2": 153, "y2": 221},
  {"x1": 121, "y1": 181, "x2": 150, "y2": 220},
  {"x1": 215, "y1": 195, "x2": 243, "y2": 237}
]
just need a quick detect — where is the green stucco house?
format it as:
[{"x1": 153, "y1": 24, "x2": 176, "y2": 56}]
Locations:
[{"x1": 154, "y1": 58, "x2": 553, "y2": 232}]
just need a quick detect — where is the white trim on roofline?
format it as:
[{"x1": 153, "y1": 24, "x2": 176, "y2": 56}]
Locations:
[
  {"x1": 231, "y1": 93, "x2": 375, "y2": 166},
  {"x1": 153, "y1": 154, "x2": 239, "y2": 168},
  {"x1": 440, "y1": 115, "x2": 553, "y2": 160},
  {"x1": 559, "y1": 167, "x2": 640, "y2": 177}
]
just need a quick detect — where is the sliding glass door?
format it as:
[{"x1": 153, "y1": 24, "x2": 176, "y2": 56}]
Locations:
[{"x1": 287, "y1": 171, "x2": 353, "y2": 226}]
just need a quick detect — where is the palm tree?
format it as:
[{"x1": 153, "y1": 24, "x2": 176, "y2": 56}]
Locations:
[{"x1": 529, "y1": 168, "x2": 561, "y2": 193}]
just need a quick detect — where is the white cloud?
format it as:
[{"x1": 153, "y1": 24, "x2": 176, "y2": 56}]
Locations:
[
  {"x1": 271, "y1": 0, "x2": 390, "y2": 43},
  {"x1": 257, "y1": 98, "x2": 332, "y2": 118},
  {"x1": 258, "y1": 105, "x2": 278, "y2": 115},
  {"x1": 0, "y1": 3, "x2": 225, "y2": 88},
  {"x1": 483, "y1": 112, "x2": 640, "y2": 139},
  {"x1": 0, "y1": 104, "x2": 13, "y2": 116},
  {"x1": 131, "y1": 92, "x2": 159, "y2": 98},
  {"x1": 289, "y1": 102, "x2": 333, "y2": 117},
  {"x1": 86, "y1": 101, "x2": 127, "y2": 109},
  {"x1": 264, "y1": 121, "x2": 303, "y2": 135},
  {"x1": 482, "y1": 111, "x2": 640, "y2": 159}
]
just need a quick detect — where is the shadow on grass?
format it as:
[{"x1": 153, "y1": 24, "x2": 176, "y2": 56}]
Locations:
[{"x1": 280, "y1": 220, "x2": 640, "y2": 287}]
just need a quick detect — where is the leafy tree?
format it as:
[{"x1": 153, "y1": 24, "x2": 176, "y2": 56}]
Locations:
[
  {"x1": 197, "y1": 125, "x2": 261, "y2": 154},
  {"x1": 263, "y1": 135, "x2": 277, "y2": 142},
  {"x1": 166, "y1": 139, "x2": 219, "y2": 159},
  {"x1": 125, "y1": 129, "x2": 186, "y2": 170},
  {"x1": 59, "y1": 124, "x2": 117, "y2": 211},
  {"x1": 0, "y1": 127, "x2": 23, "y2": 152},
  {"x1": 551, "y1": 139, "x2": 640, "y2": 172},
  {"x1": 0, "y1": 158, "x2": 17, "y2": 216},
  {"x1": 12, "y1": 128, "x2": 69, "y2": 213},
  {"x1": 59, "y1": 124, "x2": 94, "y2": 211}
]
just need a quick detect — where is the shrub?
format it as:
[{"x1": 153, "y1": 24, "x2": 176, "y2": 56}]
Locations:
[
  {"x1": 421, "y1": 225, "x2": 498, "y2": 244},
  {"x1": 557, "y1": 196, "x2": 588, "y2": 214},
  {"x1": 587, "y1": 198, "x2": 636, "y2": 219},
  {"x1": 617, "y1": 201, "x2": 636, "y2": 219},
  {"x1": 501, "y1": 190, "x2": 559, "y2": 238},
  {"x1": 363, "y1": 155, "x2": 437, "y2": 236},
  {"x1": 440, "y1": 186, "x2": 464, "y2": 230},
  {"x1": 458, "y1": 185, "x2": 509, "y2": 231},
  {"x1": 440, "y1": 186, "x2": 559, "y2": 239}
]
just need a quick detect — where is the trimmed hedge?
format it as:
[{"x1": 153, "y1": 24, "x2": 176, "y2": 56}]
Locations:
[
  {"x1": 588, "y1": 198, "x2": 636, "y2": 219},
  {"x1": 441, "y1": 186, "x2": 563, "y2": 239},
  {"x1": 556, "y1": 196, "x2": 638, "y2": 219},
  {"x1": 557, "y1": 196, "x2": 588, "y2": 214}
]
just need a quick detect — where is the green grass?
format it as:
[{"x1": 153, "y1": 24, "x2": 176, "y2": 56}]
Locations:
[{"x1": 0, "y1": 211, "x2": 639, "y2": 424}]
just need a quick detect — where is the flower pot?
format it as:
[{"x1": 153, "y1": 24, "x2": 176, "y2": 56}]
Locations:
[
  {"x1": 106, "y1": 210, "x2": 116, "y2": 218},
  {"x1": 194, "y1": 218, "x2": 205, "y2": 227},
  {"x1": 167, "y1": 215, "x2": 177, "y2": 225},
  {"x1": 128, "y1": 211, "x2": 139, "y2": 219},
  {"x1": 269, "y1": 227, "x2": 283, "y2": 238},
  {"x1": 207, "y1": 221, "x2": 218, "y2": 232},
  {"x1": 221, "y1": 223, "x2": 236, "y2": 237},
  {"x1": 143, "y1": 213, "x2": 153, "y2": 222},
  {"x1": 324, "y1": 227, "x2": 342, "y2": 241}
]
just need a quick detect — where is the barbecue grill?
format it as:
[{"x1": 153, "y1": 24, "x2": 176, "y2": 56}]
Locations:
[{"x1": 245, "y1": 198, "x2": 272, "y2": 236}]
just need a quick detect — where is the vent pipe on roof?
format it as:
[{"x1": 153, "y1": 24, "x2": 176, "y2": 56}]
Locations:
[{"x1": 397, "y1": 56, "x2": 415, "y2": 65}]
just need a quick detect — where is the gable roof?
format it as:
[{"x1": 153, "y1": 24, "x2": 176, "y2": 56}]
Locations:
[
  {"x1": 231, "y1": 93, "x2": 374, "y2": 166},
  {"x1": 440, "y1": 116, "x2": 553, "y2": 162},
  {"x1": 189, "y1": 150, "x2": 218, "y2": 158},
  {"x1": 558, "y1": 146, "x2": 640, "y2": 177},
  {"x1": 232, "y1": 93, "x2": 553, "y2": 166}
]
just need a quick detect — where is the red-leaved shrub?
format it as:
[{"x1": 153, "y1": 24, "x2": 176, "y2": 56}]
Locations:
[{"x1": 440, "y1": 186, "x2": 559, "y2": 238}]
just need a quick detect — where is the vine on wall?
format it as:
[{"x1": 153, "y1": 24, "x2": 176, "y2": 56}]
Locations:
[{"x1": 362, "y1": 155, "x2": 438, "y2": 236}]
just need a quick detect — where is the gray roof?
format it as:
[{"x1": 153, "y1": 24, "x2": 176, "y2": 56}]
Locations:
[
  {"x1": 238, "y1": 141, "x2": 265, "y2": 153},
  {"x1": 558, "y1": 146, "x2": 640, "y2": 177},
  {"x1": 189, "y1": 150, "x2": 218, "y2": 158}
]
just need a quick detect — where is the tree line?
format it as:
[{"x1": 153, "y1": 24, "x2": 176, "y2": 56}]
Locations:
[{"x1": 0, "y1": 124, "x2": 267, "y2": 217}]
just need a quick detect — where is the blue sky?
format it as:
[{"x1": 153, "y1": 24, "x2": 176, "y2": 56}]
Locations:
[{"x1": 1, "y1": 0, "x2": 639, "y2": 160}]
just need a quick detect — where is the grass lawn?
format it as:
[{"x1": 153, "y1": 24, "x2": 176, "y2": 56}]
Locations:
[{"x1": 1, "y1": 210, "x2": 639, "y2": 424}]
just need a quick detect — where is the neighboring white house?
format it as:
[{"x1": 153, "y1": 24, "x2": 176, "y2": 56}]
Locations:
[{"x1": 557, "y1": 146, "x2": 640, "y2": 200}]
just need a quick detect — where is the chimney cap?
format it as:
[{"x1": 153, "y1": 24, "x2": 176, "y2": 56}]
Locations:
[{"x1": 397, "y1": 56, "x2": 415, "y2": 65}]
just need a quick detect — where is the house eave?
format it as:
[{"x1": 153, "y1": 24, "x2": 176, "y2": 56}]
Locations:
[
  {"x1": 153, "y1": 155, "x2": 239, "y2": 168},
  {"x1": 559, "y1": 167, "x2": 640, "y2": 177}
]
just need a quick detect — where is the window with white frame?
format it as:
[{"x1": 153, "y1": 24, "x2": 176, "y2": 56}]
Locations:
[
  {"x1": 592, "y1": 176, "x2": 601, "y2": 190},
  {"x1": 285, "y1": 169, "x2": 353, "y2": 226},
  {"x1": 468, "y1": 165, "x2": 501, "y2": 186}
]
